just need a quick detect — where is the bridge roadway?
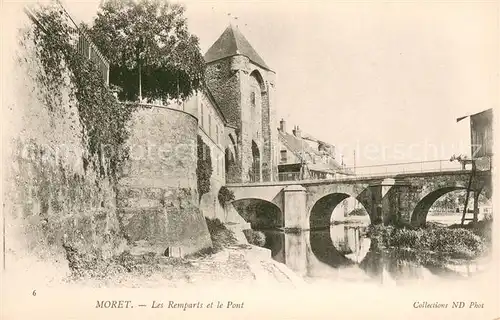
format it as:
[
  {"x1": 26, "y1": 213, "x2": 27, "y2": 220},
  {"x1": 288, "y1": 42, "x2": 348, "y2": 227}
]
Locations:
[{"x1": 226, "y1": 169, "x2": 492, "y2": 230}]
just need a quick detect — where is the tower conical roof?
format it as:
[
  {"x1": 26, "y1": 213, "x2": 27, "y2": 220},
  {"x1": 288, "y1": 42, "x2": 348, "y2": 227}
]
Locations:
[{"x1": 204, "y1": 24, "x2": 271, "y2": 71}]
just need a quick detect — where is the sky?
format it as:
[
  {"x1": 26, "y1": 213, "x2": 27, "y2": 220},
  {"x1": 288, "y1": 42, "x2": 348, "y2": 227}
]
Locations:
[{"x1": 63, "y1": 0, "x2": 498, "y2": 168}]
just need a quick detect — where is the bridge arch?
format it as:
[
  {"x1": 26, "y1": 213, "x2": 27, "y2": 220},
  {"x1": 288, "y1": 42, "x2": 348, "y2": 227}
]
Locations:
[
  {"x1": 411, "y1": 186, "x2": 468, "y2": 227},
  {"x1": 232, "y1": 198, "x2": 283, "y2": 229},
  {"x1": 309, "y1": 193, "x2": 371, "y2": 229}
]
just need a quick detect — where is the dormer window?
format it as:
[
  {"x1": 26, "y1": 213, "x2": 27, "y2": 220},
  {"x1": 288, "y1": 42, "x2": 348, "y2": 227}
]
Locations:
[{"x1": 280, "y1": 150, "x2": 287, "y2": 162}]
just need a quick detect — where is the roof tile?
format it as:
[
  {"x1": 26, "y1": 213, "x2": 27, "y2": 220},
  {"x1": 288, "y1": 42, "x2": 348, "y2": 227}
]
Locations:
[{"x1": 204, "y1": 24, "x2": 271, "y2": 71}]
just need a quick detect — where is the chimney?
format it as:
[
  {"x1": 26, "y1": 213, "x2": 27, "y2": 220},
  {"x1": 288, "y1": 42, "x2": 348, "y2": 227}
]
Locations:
[
  {"x1": 293, "y1": 125, "x2": 301, "y2": 138},
  {"x1": 279, "y1": 119, "x2": 286, "y2": 132},
  {"x1": 318, "y1": 141, "x2": 326, "y2": 152}
]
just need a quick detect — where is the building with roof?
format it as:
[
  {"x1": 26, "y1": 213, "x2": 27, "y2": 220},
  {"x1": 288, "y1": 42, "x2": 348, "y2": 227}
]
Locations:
[
  {"x1": 204, "y1": 23, "x2": 278, "y2": 184},
  {"x1": 277, "y1": 119, "x2": 353, "y2": 181},
  {"x1": 456, "y1": 108, "x2": 493, "y2": 171},
  {"x1": 203, "y1": 23, "x2": 350, "y2": 185}
]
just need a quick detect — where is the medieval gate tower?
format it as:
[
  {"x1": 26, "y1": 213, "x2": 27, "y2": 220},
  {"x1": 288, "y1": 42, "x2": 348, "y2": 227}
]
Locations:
[{"x1": 204, "y1": 24, "x2": 278, "y2": 183}]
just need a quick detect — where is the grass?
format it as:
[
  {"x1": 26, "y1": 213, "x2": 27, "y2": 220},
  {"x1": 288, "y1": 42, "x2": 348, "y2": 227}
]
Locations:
[
  {"x1": 63, "y1": 245, "x2": 193, "y2": 280},
  {"x1": 367, "y1": 220, "x2": 490, "y2": 262},
  {"x1": 449, "y1": 219, "x2": 493, "y2": 249},
  {"x1": 63, "y1": 217, "x2": 241, "y2": 279}
]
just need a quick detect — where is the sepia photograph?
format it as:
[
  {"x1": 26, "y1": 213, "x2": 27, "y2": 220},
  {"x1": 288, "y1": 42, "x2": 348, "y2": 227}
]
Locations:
[{"x1": 1, "y1": 0, "x2": 498, "y2": 319}]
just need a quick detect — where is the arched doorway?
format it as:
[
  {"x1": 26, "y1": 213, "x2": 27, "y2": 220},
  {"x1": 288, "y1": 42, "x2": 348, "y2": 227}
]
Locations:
[
  {"x1": 249, "y1": 69, "x2": 271, "y2": 182},
  {"x1": 251, "y1": 140, "x2": 261, "y2": 182}
]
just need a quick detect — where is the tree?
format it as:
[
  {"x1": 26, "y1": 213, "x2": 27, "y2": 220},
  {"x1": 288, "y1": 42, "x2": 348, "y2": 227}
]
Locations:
[{"x1": 86, "y1": 0, "x2": 205, "y2": 102}]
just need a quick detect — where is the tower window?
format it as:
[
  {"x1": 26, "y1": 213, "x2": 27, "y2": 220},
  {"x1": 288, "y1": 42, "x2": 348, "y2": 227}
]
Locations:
[{"x1": 250, "y1": 91, "x2": 256, "y2": 107}]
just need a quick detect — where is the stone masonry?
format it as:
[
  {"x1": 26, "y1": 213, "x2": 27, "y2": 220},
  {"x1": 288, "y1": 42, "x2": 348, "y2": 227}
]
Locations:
[
  {"x1": 117, "y1": 105, "x2": 212, "y2": 255},
  {"x1": 226, "y1": 170, "x2": 492, "y2": 230},
  {"x1": 205, "y1": 25, "x2": 278, "y2": 184}
]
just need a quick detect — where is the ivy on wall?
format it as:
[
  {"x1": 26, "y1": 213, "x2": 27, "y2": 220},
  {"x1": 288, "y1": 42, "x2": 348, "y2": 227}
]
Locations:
[
  {"x1": 30, "y1": 5, "x2": 134, "y2": 181},
  {"x1": 196, "y1": 135, "x2": 212, "y2": 201}
]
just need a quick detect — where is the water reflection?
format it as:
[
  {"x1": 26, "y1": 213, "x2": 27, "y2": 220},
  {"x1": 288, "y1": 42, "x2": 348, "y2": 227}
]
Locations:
[
  {"x1": 329, "y1": 225, "x2": 371, "y2": 263},
  {"x1": 262, "y1": 223, "x2": 480, "y2": 284}
]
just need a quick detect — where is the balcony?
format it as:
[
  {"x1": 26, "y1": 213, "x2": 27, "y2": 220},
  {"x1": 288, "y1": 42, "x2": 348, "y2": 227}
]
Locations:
[{"x1": 278, "y1": 172, "x2": 301, "y2": 182}]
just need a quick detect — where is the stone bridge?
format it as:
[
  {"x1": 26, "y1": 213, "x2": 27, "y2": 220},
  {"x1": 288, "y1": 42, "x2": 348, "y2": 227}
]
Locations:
[{"x1": 226, "y1": 170, "x2": 492, "y2": 230}]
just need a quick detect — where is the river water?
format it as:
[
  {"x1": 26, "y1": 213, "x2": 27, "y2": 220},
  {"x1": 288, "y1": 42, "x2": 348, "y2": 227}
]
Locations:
[{"x1": 261, "y1": 215, "x2": 488, "y2": 285}]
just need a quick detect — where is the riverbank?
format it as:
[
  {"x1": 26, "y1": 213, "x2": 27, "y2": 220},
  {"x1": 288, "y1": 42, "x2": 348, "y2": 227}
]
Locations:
[
  {"x1": 3, "y1": 218, "x2": 304, "y2": 289},
  {"x1": 60, "y1": 218, "x2": 305, "y2": 288},
  {"x1": 62, "y1": 244, "x2": 305, "y2": 289}
]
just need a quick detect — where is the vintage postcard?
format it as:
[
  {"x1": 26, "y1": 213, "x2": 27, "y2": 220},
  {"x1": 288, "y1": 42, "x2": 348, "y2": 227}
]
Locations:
[{"x1": 1, "y1": 0, "x2": 498, "y2": 319}]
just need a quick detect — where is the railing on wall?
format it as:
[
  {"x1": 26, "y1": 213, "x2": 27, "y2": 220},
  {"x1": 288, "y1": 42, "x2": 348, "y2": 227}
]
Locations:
[
  {"x1": 76, "y1": 31, "x2": 110, "y2": 85},
  {"x1": 26, "y1": 2, "x2": 110, "y2": 86},
  {"x1": 278, "y1": 159, "x2": 467, "y2": 182},
  {"x1": 343, "y1": 159, "x2": 466, "y2": 177},
  {"x1": 278, "y1": 172, "x2": 301, "y2": 182}
]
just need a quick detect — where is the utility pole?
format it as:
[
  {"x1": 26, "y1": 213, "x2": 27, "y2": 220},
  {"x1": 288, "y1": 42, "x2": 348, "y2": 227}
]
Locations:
[
  {"x1": 300, "y1": 127, "x2": 305, "y2": 180},
  {"x1": 353, "y1": 149, "x2": 356, "y2": 174}
]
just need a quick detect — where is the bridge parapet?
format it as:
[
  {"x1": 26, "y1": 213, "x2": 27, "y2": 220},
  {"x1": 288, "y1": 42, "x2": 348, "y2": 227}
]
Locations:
[
  {"x1": 226, "y1": 169, "x2": 487, "y2": 188},
  {"x1": 225, "y1": 169, "x2": 492, "y2": 230}
]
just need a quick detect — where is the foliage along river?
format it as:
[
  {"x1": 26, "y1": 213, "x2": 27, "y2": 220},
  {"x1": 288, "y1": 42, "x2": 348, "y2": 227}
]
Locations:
[{"x1": 261, "y1": 214, "x2": 489, "y2": 285}]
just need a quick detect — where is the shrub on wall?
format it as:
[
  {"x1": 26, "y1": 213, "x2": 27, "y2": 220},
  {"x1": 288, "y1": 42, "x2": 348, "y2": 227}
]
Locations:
[
  {"x1": 347, "y1": 208, "x2": 367, "y2": 216},
  {"x1": 205, "y1": 218, "x2": 238, "y2": 252},
  {"x1": 196, "y1": 135, "x2": 212, "y2": 200},
  {"x1": 243, "y1": 229, "x2": 266, "y2": 247},
  {"x1": 217, "y1": 186, "x2": 235, "y2": 206}
]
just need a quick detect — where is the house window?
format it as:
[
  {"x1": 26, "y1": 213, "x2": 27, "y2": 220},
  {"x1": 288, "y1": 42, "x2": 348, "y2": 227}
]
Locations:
[
  {"x1": 216, "y1": 156, "x2": 219, "y2": 176},
  {"x1": 280, "y1": 150, "x2": 287, "y2": 162},
  {"x1": 200, "y1": 104, "x2": 204, "y2": 128},
  {"x1": 216, "y1": 125, "x2": 219, "y2": 144},
  {"x1": 208, "y1": 114, "x2": 212, "y2": 136},
  {"x1": 250, "y1": 91, "x2": 256, "y2": 107}
]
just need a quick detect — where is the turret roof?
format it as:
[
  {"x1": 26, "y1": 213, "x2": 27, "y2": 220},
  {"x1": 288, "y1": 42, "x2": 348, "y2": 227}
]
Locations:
[{"x1": 204, "y1": 24, "x2": 271, "y2": 71}]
